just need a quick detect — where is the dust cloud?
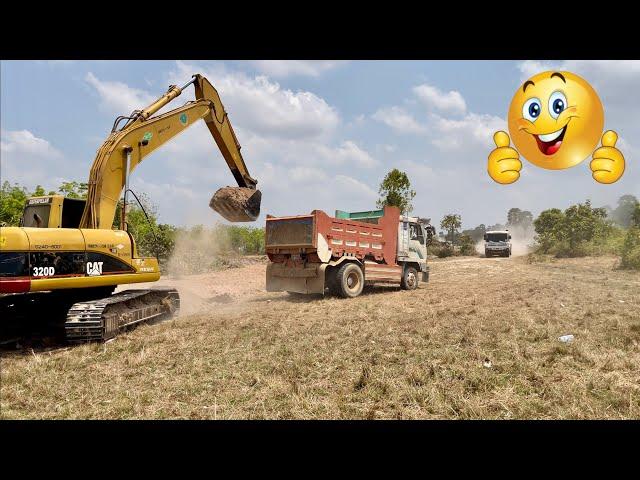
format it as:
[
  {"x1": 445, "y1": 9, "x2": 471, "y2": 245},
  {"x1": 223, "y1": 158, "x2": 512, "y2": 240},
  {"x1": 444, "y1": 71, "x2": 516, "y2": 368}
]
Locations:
[{"x1": 166, "y1": 225, "x2": 231, "y2": 277}]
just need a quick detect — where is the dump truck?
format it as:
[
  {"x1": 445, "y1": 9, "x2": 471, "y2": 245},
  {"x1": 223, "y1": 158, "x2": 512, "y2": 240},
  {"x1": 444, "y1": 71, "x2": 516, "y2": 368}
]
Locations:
[
  {"x1": 483, "y1": 230, "x2": 512, "y2": 257},
  {"x1": 265, "y1": 206, "x2": 434, "y2": 298}
]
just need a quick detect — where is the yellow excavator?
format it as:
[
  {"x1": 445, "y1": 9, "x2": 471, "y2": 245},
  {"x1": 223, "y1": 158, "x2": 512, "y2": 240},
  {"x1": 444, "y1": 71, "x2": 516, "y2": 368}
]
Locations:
[{"x1": 0, "y1": 74, "x2": 261, "y2": 343}]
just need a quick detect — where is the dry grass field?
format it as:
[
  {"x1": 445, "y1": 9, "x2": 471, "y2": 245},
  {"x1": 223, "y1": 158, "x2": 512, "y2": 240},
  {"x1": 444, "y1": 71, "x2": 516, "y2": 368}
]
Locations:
[{"x1": 1, "y1": 255, "x2": 639, "y2": 419}]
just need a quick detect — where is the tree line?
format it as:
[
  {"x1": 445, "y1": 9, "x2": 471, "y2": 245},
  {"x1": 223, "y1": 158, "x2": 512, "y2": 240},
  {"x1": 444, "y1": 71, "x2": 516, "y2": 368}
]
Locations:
[
  {"x1": 2, "y1": 173, "x2": 639, "y2": 271},
  {"x1": 0, "y1": 181, "x2": 265, "y2": 267}
]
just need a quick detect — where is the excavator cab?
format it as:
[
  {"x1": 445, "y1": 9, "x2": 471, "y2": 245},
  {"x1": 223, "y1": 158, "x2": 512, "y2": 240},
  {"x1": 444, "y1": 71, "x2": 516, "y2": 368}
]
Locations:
[{"x1": 20, "y1": 195, "x2": 86, "y2": 228}]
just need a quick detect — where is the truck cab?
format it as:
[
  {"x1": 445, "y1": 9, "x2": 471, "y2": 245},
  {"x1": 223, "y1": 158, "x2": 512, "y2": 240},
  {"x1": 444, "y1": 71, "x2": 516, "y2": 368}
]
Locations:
[
  {"x1": 484, "y1": 230, "x2": 512, "y2": 257},
  {"x1": 398, "y1": 216, "x2": 433, "y2": 282}
]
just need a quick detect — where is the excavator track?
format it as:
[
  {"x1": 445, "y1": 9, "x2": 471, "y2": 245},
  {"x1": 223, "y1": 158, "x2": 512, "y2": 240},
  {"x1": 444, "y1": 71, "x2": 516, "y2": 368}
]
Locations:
[{"x1": 64, "y1": 288, "x2": 180, "y2": 343}]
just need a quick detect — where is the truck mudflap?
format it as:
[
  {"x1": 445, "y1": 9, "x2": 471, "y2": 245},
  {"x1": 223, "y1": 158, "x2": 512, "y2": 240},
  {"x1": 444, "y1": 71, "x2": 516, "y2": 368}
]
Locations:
[{"x1": 266, "y1": 262, "x2": 328, "y2": 294}]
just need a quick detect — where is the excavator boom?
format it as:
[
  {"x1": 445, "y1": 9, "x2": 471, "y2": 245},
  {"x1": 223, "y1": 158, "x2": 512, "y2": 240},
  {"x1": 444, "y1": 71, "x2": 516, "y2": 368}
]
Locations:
[{"x1": 80, "y1": 74, "x2": 261, "y2": 229}]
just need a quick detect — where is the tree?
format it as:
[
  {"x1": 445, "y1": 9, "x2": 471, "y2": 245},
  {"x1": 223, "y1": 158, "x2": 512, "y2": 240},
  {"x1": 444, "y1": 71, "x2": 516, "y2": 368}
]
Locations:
[
  {"x1": 376, "y1": 169, "x2": 416, "y2": 215},
  {"x1": 58, "y1": 181, "x2": 88, "y2": 199},
  {"x1": 610, "y1": 194, "x2": 639, "y2": 227},
  {"x1": 533, "y1": 208, "x2": 564, "y2": 252},
  {"x1": 562, "y1": 200, "x2": 610, "y2": 252},
  {"x1": 507, "y1": 208, "x2": 533, "y2": 230},
  {"x1": 462, "y1": 224, "x2": 486, "y2": 243},
  {"x1": 621, "y1": 202, "x2": 640, "y2": 270},
  {"x1": 534, "y1": 201, "x2": 612, "y2": 256},
  {"x1": 0, "y1": 182, "x2": 29, "y2": 226},
  {"x1": 459, "y1": 234, "x2": 476, "y2": 256},
  {"x1": 113, "y1": 192, "x2": 176, "y2": 264},
  {"x1": 440, "y1": 214, "x2": 462, "y2": 244},
  {"x1": 632, "y1": 203, "x2": 640, "y2": 227}
]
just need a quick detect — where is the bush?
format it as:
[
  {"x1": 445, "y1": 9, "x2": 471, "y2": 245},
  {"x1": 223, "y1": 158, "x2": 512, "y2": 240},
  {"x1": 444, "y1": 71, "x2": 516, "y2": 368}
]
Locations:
[
  {"x1": 621, "y1": 227, "x2": 640, "y2": 270},
  {"x1": 458, "y1": 234, "x2": 477, "y2": 256},
  {"x1": 534, "y1": 200, "x2": 614, "y2": 258}
]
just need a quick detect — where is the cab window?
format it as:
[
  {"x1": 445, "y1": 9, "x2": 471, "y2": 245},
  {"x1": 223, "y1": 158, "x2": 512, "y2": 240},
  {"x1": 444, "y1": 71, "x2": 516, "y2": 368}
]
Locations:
[
  {"x1": 22, "y1": 205, "x2": 51, "y2": 228},
  {"x1": 410, "y1": 224, "x2": 425, "y2": 244}
]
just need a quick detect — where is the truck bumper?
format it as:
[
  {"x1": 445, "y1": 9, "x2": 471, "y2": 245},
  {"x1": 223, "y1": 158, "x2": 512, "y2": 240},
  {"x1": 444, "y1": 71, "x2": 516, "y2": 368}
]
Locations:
[{"x1": 266, "y1": 262, "x2": 327, "y2": 294}]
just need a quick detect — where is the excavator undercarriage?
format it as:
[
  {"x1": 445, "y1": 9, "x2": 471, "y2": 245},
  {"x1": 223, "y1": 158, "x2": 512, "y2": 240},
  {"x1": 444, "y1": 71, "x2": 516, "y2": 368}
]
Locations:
[{"x1": 1, "y1": 287, "x2": 179, "y2": 345}]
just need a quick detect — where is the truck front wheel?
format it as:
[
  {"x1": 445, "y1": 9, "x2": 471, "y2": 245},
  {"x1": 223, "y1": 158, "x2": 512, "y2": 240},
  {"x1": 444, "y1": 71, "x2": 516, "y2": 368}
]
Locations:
[
  {"x1": 401, "y1": 266, "x2": 419, "y2": 290},
  {"x1": 336, "y1": 262, "x2": 364, "y2": 298}
]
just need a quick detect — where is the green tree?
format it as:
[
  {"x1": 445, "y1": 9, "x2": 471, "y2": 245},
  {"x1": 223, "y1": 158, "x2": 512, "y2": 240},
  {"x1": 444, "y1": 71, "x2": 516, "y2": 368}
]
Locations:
[
  {"x1": 113, "y1": 193, "x2": 176, "y2": 264},
  {"x1": 0, "y1": 182, "x2": 29, "y2": 226},
  {"x1": 58, "y1": 181, "x2": 88, "y2": 199},
  {"x1": 562, "y1": 200, "x2": 610, "y2": 253},
  {"x1": 534, "y1": 208, "x2": 565, "y2": 253},
  {"x1": 376, "y1": 169, "x2": 416, "y2": 215},
  {"x1": 440, "y1": 214, "x2": 462, "y2": 244}
]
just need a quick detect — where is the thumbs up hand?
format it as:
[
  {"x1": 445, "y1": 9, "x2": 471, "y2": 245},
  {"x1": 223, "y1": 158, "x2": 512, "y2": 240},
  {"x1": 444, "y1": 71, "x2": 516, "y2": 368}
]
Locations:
[
  {"x1": 590, "y1": 131, "x2": 625, "y2": 184},
  {"x1": 488, "y1": 131, "x2": 522, "y2": 184}
]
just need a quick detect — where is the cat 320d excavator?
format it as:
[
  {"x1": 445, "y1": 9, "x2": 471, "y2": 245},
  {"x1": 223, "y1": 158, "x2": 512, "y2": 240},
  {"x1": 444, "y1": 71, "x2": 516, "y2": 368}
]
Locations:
[{"x1": 0, "y1": 74, "x2": 261, "y2": 343}]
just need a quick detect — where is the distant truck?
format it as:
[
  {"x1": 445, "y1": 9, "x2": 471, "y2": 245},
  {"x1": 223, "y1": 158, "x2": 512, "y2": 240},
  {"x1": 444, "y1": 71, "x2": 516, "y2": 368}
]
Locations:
[
  {"x1": 484, "y1": 230, "x2": 512, "y2": 257},
  {"x1": 265, "y1": 206, "x2": 435, "y2": 298}
]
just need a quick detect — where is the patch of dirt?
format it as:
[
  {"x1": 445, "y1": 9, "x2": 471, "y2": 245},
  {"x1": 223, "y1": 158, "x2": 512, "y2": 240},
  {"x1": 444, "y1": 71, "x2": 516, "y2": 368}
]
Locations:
[{"x1": 2, "y1": 255, "x2": 639, "y2": 419}]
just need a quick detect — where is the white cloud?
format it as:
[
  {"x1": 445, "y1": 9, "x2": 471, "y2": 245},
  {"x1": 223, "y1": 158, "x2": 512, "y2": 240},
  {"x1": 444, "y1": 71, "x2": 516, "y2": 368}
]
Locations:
[
  {"x1": 372, "y1": 106, "x2": 427, "y2": 134},
  {"x1": 413, "y1": 83, "x2": 467, "y2": 115},
  {"x1": 430, "y1": 113, "x2": 506, "y2": 151},
  {"x1": 1, "y1": 130, "x2": 63, "y2": 158},
  {"x1": 334, "y1": 175, "x2": 378, "y2": 200},
  {"x1": 1, "y1": 130, "x2": 68, "y2": 188},
  {"x1": 85, "y1": 72, "x2": 155, "y2": 115},
  {"x1": 248, "y1": 60, "x2": 347, "y2": 78},
  {"x1": 290, "y1": 166, "x2": 328, "y2": 183},
  {"x1": 169, "y1": 61, "x2": 339, "y2": 140},
  {"x1": 315, "y1": 141, "x2": 379, "y2": 168},
  {"x1": 518, "y1": 60, "x2": 640, "y2": 81}
]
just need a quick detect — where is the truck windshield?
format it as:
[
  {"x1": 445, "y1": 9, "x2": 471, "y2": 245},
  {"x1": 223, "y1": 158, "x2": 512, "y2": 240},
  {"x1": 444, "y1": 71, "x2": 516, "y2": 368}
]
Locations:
[{"x1": 486, "y1": 233, "x2": 508, "y2": 242}]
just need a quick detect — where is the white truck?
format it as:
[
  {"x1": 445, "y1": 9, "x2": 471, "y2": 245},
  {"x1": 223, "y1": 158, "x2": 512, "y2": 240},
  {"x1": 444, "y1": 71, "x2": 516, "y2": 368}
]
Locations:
[{"x1": 483, "y1": 230, "x2": 512, "y2": 257}]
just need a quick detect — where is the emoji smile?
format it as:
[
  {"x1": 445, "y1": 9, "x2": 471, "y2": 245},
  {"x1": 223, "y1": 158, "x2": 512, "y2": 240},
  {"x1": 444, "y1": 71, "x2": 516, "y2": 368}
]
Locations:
[{"x1": 533, "y1": 125, "x2": 567, "y2": 155}]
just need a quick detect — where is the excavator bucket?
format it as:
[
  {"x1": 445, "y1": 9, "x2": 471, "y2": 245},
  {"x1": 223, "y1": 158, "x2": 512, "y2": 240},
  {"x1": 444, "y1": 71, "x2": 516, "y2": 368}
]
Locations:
[{"x1": 210, "y1": 187, "x2": 262, "y2": 222}]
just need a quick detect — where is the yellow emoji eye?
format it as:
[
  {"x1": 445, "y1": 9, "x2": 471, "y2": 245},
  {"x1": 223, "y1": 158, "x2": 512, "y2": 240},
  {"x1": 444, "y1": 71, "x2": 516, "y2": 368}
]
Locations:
[
  {"x1": 548, "y1": 91, "x2": 567, "y2": 119},
  {"x1": 522, "y1": 98, "x2": 541, "y2": 122}
]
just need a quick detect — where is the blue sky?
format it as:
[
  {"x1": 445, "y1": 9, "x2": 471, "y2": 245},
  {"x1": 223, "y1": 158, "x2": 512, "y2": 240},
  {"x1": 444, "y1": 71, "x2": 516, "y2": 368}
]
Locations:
[{"x1": 1, "y1": 60, "x2": 638, "y2": 230}]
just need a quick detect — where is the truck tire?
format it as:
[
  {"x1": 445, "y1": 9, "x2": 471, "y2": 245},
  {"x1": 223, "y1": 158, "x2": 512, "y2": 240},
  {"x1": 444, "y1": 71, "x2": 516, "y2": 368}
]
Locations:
[
  {"x1": 336, "y1": 262, "x2": 364, "y2": 298},
  {"x1": 401, "y1": 266, "x2": 419, "y2": 290}
]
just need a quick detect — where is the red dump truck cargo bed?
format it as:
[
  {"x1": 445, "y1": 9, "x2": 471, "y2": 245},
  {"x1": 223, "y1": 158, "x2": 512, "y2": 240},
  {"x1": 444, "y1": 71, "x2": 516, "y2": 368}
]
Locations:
[{"x1": 265, "y1": 206, "x2": 400, "y2": 266}]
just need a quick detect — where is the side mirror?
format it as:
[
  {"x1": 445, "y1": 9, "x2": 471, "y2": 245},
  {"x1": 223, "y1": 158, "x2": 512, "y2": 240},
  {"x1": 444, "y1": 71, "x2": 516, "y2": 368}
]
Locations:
[
  {"x1": 483, "y1": 234, "x2": 487, "y2": 241},
  {"x1": 508, "y1": 235, "x2": 512, "y2": 240}
]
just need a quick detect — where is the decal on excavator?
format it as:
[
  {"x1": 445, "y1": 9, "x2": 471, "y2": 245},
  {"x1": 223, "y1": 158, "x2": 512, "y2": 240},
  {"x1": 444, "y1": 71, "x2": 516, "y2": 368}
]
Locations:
[{"x1": 87, "y1": 261, "x2": 104, "y2": 276}]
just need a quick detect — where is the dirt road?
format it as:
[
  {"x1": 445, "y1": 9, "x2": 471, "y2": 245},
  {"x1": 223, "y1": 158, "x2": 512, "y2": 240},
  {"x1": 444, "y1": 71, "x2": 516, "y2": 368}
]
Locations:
[{"x1": 2, "y1": 255, "x2": 639, "y2": 419}]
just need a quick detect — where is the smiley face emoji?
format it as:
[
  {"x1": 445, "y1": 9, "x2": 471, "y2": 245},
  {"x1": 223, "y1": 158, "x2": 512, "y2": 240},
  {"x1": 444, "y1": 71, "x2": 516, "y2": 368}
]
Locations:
[{"x1": 488, "y1": 71, "x2": 625, "y2": 184}]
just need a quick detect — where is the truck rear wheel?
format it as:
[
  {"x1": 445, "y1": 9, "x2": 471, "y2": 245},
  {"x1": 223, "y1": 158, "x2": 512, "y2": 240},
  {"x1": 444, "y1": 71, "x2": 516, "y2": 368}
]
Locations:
[
  {"x1": 401, "y1": 266, "x2": 419, "y2": 290},
  {"x1": 336, "y1": 262, "x2": 364, "y2": 298}
]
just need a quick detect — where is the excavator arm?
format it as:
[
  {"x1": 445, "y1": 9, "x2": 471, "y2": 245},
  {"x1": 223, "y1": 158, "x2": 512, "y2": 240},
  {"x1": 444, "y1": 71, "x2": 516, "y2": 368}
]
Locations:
[{"x1": 80, "y1": 74, "x2": 260, "y2": 230}]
